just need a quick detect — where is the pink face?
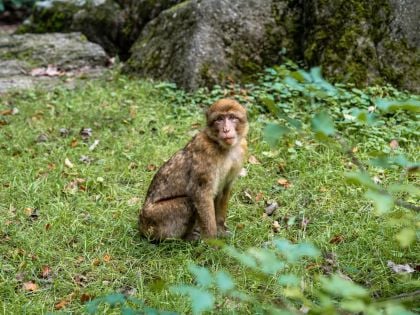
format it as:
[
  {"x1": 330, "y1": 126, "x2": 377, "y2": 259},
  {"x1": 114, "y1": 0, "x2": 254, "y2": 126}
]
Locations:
[{"x1": 214, "y1": 114, "x2": 240, "y2": 146}]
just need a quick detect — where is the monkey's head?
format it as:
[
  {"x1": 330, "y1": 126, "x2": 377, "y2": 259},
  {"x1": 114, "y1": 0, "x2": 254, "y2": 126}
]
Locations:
[{"x1": 206, "y1": 98, "x2": 248, "y2": 148}]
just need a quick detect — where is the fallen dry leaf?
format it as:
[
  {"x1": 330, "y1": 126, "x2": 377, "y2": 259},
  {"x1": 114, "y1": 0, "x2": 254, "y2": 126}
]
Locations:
[
  {"x1": 103, "y1": 254, "x2": 111, "y2": 263},
  {"x1": 272, "y1": 220, "x2": 281, "y2": 233},
  {"x1": 40, "y1": 265, "x2": 52, "y2": 279},
  {"x1": 70, "y1": 138, "x2": 78, "y2": 148},
  {"x1": 119, "y1": 286, "x2": 137, "y2": 296},
  {"x1": 128, "y1": 162, "x2": 138, "y2": 169},
  {"x1": 329, "y1": 235, "x2": 344, "y2": 244},
  {"x1": 31, "y1": 65, "x2": 63, "y2": 77},
  {"x1": 255, "y1": 192, "x2": 264, "y2": 202},
  {"x1": 73, "y1": 274, "x2": 88, "y2": 286},
  {"x1": 129, "y1": 105, "x2": 137, "y2": 119},
  {"x1": 59, "y1": 128, "x2": 70, "y2": 137},
  {"x1": 80, "y1": 293, "x2": 93, "y2": 304},
  {"x1": 146, "y1": 164, "x2": 157, "y2": 171},
  {"x1": 22, "y1": 281, "x2": 38, "y2": 292},
  {"x1": 92, "y1": 258, "x2": 101, "y2": 266},
  {"x1": 80, "y1": 127, "x2": 92, "y2": 140},
  {"x1": 75, "y1": 256, "x2": 85, "y2": 265},
  {"x1": 373, "y1": 176, "x2": 382, "y2": 184},
  {"x1": 277, "y1": 161, "x2": 286, "y2": 172},
  {"x1": 64, "y1": 178, "x2": 86, "y2": 194},
  {"x1": 241, "y1": 189, "x2": 253, "y2": 204},
  {"x1": 301, "y1": 217, "x2": 310, "y2": 231},
  {"x1": 54, "y1": 299, "x2": 69, "y2": 310},
  {"x1": 387, "y1": 260, "x2": 415, "y2": 274},
  {"x1": 64, "y1": 158, "x2": 74, "y2": 168},
  {"x1": 127, "y1": 197, "x2": 141, "y2": 206},
  {"x1": 24, "y1": 207, "x2": 39, "y2": 220},
  {"x1": 248, "y1": 155, "x2": 261, "y2": 165},
  {"x1": 236, "y1": 223, "x2": 245, "y2": 230},
  {"x1": 238, "y1": 167, "x2": 247, "y2": 177},
  {"x1": 389, "y1": 139, "x2": 399, "y2": 150},
  {"x1": 0, "y1": 109, "x2": 12, "y2": 115},
  {"x1": 277, "y1": 178, "x2": 292, "y2": 188},
  {"x1": 80, "y1": 155, "x2": 93, "y2": 164},
  {"x1": 89, "y1": 139, "x2": 100, "y2": 151}
]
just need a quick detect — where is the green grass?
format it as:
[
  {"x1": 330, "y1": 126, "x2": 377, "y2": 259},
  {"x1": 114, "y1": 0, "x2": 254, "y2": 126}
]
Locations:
[{"x1": 0, "y1": 75, "x2": 418, "y2": 314}]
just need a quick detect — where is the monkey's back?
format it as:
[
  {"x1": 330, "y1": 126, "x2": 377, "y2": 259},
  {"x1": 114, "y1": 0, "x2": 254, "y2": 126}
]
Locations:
[{"x1": 144, "y1": 146, "x2": 193, "y2": 204}]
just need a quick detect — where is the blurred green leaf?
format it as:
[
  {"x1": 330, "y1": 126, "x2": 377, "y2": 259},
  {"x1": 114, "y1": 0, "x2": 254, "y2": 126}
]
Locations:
[
  {"x1": 386, "y1": 304, "x2": 417, "y2": 315},
  {"x1": 296, "y1": 243, "x2": 321, "y2": 258},
  {"x1": 395, "y1": 228, "x2": 416, "y2": 247},
  {"x1": 263, "y1": 123, "x2": 291, "y2": 146},
  {"x1": 273, "y1": 239, "x2": 319, "y2": 262},
  {"x1": 224, "y1": 246, "x2": 257, "y2": 268},
  {"x1": 311, "y1": 112, "x2": 336, "y2": 137},
  {"x1": 388, "y1": 183, "x2": 420, "y2": 196},
  {"x1": 188, "y1": 265, "x2": 213, "y2": 288},
  {"x1": 170, "y1": 285, "x2": 214, "y2": 315},
  {"x1": 86, "y1": 298, "x2": 102, "y2": 314},
  {"x1": 375, "y1": 99, "x2": 420, "y2": 112},
  {"x1": 215, "y1": 271, "x2": 235, "y2": 293},
  {"x1": 364, "y1": 190, "x2": 394, "y2": 214},
  {"x1": 122, "y1": 307, "x2": 138, "y2": 315},
  {"x1": 260, "y1": 95, "x2": 278, "y2": 115},
  {"x1": 340, "y1": 300, "x2": 366, "y2": 313},
  {"x1": 104, "y1": 293, "x2": 126, "y2": 306},
  {"x1": 278, "y1": 274, "x2": 300, "y2": 287},
  {"x1": 345, "y1": 172, "x2": 381, "y2": 190},
  {"x1": 248, "y1": 248, "x2": 286, "y2": 274},
  {"x1": 310, "y1": 67, "x2": 337, "y2": 93},
  {"x1": 321, "y1": 275, "x2": 368, "y2": 298}
]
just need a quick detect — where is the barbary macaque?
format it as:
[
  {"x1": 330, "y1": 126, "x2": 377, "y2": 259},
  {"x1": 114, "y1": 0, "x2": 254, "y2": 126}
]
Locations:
[{"x1": 139, "y1": 98, "x2": 248, "y2": 241}]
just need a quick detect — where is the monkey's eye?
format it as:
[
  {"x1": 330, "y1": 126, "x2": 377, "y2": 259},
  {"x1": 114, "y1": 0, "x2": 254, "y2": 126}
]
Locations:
[
  {"x1": 215, "y1": 116, "x2": 224, "y2": 122},
  {"x1": 228, "y1": 115, "x2": 239, "y2": 121}
]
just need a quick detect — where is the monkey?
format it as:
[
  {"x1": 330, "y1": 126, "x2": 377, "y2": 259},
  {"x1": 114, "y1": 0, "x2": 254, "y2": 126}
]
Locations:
[{"x1": 138, "y1": 98, "x2": 248, "y2": 241}]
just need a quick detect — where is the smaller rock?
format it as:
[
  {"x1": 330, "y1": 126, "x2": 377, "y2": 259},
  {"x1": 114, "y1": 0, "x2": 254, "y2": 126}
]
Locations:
[
  {"x1": 264, "y1": 200, "x2": 278, "y2": 216},
  {"x1": 36, "y1": 133, "x2": 48, "y2": 143}
]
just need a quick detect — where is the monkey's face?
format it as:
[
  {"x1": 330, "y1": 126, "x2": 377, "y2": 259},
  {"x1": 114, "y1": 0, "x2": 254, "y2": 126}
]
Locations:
[
  {"x1": 206, "y1": 98, "x2": 248, "y2": 148},
  {"x1": 209, "y1": 112, "x2": 245, "y2": 147}
]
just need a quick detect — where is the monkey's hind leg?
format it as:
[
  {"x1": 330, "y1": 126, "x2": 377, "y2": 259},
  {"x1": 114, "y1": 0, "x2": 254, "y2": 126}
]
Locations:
[{"x1": 139, "y1": 197, "x2": 195, "y2": 241}]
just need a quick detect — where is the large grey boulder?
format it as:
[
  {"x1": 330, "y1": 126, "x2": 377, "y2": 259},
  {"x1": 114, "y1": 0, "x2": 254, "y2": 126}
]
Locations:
[
  {"x1": 18, "y1": 0, "x2": 183, "y2": 58},
  {"x1": 124, "y1": 0, "x2": 299, "y2": 90},
  {"x1": 302, "y1": 0, "x2": 420, "y2": 92},
  {"x1": 0, "y1": 32, "x2": 109, "y2": 93}
]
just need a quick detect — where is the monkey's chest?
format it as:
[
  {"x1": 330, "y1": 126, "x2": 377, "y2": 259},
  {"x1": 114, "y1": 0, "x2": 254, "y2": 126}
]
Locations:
[{"x1": 213, "y1": 153, "x2": 242, "y2": 195}]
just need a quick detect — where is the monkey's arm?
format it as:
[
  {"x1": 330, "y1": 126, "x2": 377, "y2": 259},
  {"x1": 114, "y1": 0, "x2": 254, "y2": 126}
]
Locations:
[
  {"x1": 215, "y1": 184, "x2": 232, "y2": 236},
  {"x1": 190, "y1": 175, "x2": 217, "y2": 238}
]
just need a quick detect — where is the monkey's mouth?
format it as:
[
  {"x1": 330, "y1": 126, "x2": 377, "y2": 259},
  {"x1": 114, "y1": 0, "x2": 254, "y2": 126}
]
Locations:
[{"x1": 222, "y1": 137, "x2": 235, "y2": 145}]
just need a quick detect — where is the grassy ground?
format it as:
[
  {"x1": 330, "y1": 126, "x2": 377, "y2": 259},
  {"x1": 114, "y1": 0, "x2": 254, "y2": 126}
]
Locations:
[{"x1": 0, "y1": 74, "x2": 418, "y2": 314}]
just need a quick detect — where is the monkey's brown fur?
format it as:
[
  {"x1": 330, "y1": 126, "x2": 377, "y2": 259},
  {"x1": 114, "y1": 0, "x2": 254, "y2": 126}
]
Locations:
[{"x1": 139, "y1": 98, "x2": 248, "y2": 240}]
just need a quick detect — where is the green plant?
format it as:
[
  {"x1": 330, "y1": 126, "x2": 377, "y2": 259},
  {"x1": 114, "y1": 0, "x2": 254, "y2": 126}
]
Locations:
[
  {"x1": 0, "y1": 0, "x2": 36, "y2": 12},
  {"x1": 169, "y1": 239, "x2": 415, "y2": 315}
]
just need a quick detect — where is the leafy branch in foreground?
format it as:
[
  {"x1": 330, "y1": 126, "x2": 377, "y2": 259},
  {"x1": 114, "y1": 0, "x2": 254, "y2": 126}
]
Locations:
[
  {"x1": 260, "y1": 65, "x2": 418, "y2": 248},
  {"x1": 170, "y1": 239, "x2": 414, "y2": 315}
]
